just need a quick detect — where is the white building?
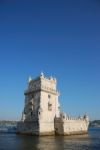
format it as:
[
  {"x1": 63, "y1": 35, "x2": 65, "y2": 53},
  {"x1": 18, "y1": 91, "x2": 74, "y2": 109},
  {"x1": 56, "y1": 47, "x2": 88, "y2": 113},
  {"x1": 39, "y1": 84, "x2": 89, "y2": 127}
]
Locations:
[{"x1": 17, "y1": 73, "x2": 89, "y2": 135}]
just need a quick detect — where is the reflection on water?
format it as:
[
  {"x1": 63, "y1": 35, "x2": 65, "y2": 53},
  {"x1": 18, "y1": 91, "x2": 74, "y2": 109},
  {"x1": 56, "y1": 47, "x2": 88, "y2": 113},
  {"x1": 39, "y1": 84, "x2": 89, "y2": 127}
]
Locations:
[
  {"x1": 36, "y1": 134, "x2": 90, "y2": 150},
  {"x1": 0, "y1": 128, "x2": 100, "y2": 150}
]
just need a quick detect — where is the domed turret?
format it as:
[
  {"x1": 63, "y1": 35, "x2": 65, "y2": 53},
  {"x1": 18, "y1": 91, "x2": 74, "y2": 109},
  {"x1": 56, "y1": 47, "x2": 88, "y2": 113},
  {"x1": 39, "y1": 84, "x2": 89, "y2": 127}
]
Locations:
[
  {"x1": 84, "y1": 114, "x2": 89, "y2": 122},
  {"x1": 28, "y1": 76, "x2": 32, "y2": 83},
  {"x1": 40, "y1": 71, "x2": 44, "y2": 77}
]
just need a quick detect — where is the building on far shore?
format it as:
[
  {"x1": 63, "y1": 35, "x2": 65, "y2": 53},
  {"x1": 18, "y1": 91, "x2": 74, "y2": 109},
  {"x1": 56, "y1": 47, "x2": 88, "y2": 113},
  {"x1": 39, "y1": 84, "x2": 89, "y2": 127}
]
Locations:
[{"x1": 17, "y1": 73, "x2": 89, "y2": 135}]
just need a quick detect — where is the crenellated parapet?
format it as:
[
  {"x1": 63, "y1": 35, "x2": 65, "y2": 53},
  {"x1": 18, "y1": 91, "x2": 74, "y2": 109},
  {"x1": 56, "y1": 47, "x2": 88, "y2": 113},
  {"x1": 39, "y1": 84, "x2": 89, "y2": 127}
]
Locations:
[
  {"x1": 24, "y1": 73, "x2": 59, "y2": 96},
  {"x1": 55, "y1": 112, "x2": 89, "y2": 122}
]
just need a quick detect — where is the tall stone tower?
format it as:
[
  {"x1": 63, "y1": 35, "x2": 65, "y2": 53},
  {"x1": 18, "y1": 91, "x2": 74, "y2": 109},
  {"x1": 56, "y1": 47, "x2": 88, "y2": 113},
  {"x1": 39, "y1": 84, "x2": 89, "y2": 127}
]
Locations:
[
  {"x1": 17, "y1": 73, "x2": 60, "y2": 135},
  {"x1": 17, "y1": 72, "x2": 89, "y2": 135}
]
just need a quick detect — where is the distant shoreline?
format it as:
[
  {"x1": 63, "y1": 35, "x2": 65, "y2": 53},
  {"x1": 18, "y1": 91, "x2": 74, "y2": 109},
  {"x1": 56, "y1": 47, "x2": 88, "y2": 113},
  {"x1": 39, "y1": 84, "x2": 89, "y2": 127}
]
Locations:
[{"x1": 89, "y1": 126, "x2": 100, "y2": 128}]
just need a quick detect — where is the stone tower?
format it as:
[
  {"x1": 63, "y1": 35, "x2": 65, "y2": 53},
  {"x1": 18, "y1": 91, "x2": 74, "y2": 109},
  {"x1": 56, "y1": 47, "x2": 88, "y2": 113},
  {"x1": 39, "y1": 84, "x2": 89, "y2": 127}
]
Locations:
[
  {"x1": 17, "y1": 73, "x2": 89, "y2": 135},
  {"x1": 17, "y1": 73, "x2": 60, "y2": 135}
]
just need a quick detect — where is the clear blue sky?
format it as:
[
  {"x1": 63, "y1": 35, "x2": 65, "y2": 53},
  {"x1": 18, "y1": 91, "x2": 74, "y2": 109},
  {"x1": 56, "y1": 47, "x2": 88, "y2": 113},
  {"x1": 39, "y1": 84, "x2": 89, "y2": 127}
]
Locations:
[{"x1": 0, "y1": 0, "x2": 100, "y2": 120}]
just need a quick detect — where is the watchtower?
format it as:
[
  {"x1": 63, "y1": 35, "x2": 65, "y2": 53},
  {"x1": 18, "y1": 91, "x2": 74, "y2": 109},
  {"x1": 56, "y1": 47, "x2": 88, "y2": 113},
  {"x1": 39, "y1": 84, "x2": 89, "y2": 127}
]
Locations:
[{"x1": 20, "y1": 73, "x2": 60, "y2": 135}]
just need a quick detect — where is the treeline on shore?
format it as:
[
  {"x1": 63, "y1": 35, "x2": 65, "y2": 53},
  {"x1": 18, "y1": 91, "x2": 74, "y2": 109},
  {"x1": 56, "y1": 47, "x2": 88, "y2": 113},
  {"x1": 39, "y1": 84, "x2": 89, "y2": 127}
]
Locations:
[
  {"x1": 0, "y1": 120, "x2": 18, "y2": 126},
  {"x1": 89, "y1": 120, "x2": 100, "y2": 127},
  {"x1": 0, "y1": 120, "x2": 100, "y2": 127}
]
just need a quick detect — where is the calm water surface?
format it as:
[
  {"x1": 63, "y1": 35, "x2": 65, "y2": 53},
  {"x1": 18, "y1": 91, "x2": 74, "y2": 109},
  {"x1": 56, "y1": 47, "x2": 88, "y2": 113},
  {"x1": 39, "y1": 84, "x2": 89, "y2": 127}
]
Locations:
[{"x1": 0, "y1": 128, "x2": 100, "y2": 150}]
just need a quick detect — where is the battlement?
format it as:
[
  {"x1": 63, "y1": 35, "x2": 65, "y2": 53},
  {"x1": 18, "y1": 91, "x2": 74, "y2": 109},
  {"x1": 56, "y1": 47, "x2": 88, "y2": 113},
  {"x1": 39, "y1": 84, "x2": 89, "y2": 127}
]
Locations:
[
  {"x1": 28, "y1": 72, "x2": 57, "y2": 84},
  {"x1": 55, "y1": 114, "x2": 89, "y2": 123},
  {"x1": 58, "y1": 113, "x2": 89, "y2": 122},
  {"x1": 24, "y1": 73, "x2": 58, "y2": 95}
]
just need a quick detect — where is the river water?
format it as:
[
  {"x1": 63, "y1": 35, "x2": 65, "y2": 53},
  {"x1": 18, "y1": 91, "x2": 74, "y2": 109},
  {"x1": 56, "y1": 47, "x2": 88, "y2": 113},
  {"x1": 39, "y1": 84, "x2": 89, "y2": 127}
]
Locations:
[{"x1": 0, "y1": 128, "x2": 100, "y2": 150}]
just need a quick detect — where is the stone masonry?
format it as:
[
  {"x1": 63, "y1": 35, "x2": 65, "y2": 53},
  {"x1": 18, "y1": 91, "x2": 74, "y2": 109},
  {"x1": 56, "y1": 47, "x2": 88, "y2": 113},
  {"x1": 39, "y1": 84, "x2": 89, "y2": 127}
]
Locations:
[{"x1": 17, "y1": 73, "x2": 89, "y2": 135}]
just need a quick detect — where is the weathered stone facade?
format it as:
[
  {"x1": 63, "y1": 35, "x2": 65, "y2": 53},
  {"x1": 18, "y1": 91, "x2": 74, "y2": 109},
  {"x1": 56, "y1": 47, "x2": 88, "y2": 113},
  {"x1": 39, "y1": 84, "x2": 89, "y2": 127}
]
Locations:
[
  {"x1": 55, "y1": 113, "x2": 89, "y2": 135},
  {"x1": 17, "y1": 73, "x2": 89, "y2": 135}
]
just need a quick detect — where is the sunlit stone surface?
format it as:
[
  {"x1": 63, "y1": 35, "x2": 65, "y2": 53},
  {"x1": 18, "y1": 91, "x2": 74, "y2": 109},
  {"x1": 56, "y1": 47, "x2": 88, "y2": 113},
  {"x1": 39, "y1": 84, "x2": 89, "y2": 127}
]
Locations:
[{"x1": 17, "y1": 73, "x2": 89, "y2": 135}]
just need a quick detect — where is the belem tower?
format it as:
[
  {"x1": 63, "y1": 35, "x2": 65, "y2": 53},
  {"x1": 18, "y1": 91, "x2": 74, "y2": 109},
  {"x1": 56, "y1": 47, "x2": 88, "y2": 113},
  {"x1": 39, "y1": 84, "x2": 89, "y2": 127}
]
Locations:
[{"x1": 17, "y1": 73, "x2": 89, "y2": 135}]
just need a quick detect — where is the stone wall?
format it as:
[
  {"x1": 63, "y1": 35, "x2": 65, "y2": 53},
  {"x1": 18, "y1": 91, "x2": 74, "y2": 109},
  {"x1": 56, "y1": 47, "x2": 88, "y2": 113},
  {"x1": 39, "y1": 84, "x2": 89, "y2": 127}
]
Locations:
[
  {"x1": 54, "y1": 117, "x2": 89, "y2": 135},
  {"x1": 17, "y1": 121, "x2": 39, "y2": 135},
  {"x1": 39, "y1": 122, "x2": 55, "y2": 135}
]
